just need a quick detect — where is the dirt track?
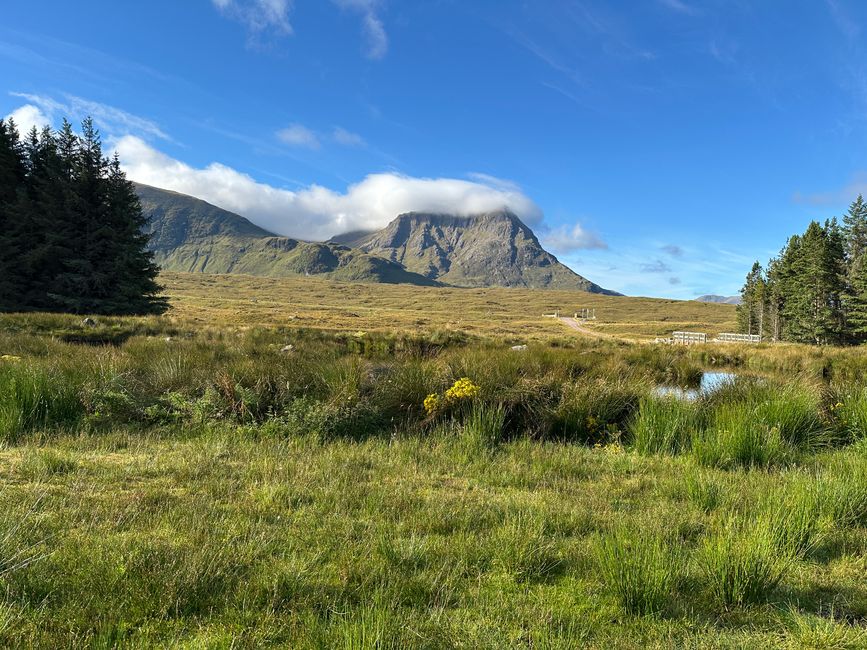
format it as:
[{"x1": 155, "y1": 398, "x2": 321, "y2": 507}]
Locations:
[{"x1": 557, "y1": 317, "x2": 633, "y2": 342}]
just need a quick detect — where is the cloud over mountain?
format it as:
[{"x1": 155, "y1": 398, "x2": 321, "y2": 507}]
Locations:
[{"x1": 113, "y1": 135, "x2": 547, "y2": 242}]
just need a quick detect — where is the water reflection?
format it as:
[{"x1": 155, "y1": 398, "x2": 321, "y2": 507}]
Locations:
[{"x1": 654, "y1": 372, "x2": 738, "y2": 401}]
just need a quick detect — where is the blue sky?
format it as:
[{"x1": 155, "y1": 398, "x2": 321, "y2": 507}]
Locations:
[{"x1": 3, "y1": 1, "x2": 867, "y2": 298}]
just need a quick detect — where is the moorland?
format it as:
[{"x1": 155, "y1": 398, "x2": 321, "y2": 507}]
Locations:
[{"x1": 1, "y1": 273, "x2": 865, "y2": 648}]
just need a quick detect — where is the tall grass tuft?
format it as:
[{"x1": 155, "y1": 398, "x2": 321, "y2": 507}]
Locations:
[
  {"x1": 693, "y1": 403, "x2": 789, "y2": 469},
  {"x1": 629, "y1": 396, "x2": 698, "y2": 455},
  {"x1": 0, "y1": 362, "x2": 87, "y2": 442},
  {"x1": 461, "y1": 402, "x2": 506, "y2": 452},
  {"x1": 683, "y1": 469, "x2": 728, "y2": 514},
  {"x1": 700, "y1": 518, "x2": 791, "y2": 607},
  {"x1": 594, "y1": 526, "x2": 678, "y2": 616}
]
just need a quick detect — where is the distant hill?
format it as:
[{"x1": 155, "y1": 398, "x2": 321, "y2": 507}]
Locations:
[
  {"x1": 136, "y1": 184, "x2": 439, "y2": 286},
  {"x1": 695, "y1": 295, "x2": 741, "y2": 305},
  {"x1": 333, "y1": 211, "x2": 619, "y2": 294}
]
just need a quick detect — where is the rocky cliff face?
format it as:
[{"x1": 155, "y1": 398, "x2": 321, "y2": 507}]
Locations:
[
  {"x1": 136, "y1": 184, "x2": 439, "y2": 286},
  {"x1": 350, "y1": 210, "x2": 617, "y2": 294}
]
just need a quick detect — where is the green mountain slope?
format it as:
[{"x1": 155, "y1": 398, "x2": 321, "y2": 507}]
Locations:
[
  {"x1": 136, "y1": 184, "x2": 440, "y2": 286},
  {"x1": 345, "y1": 211, "x2": 619, "y2": 294}
]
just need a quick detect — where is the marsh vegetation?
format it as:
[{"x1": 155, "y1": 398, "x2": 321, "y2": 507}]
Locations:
[{"x1": 0, "y1": 295, "x2": 866, "y2": 647}]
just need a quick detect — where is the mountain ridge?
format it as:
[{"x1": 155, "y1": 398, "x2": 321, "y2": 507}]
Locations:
[
  {"x1": 695, "y1": 294, "x2": 741, "y2": 305},
  {"x1": 136, "y1": 183, "x2": 617, "y2": 293},
  {"x1": 136, "y1": 183, "x2": 440, "y2": 286},
  {"x1": 336, "y1": 210, "x2": 619, "y2": 294}
]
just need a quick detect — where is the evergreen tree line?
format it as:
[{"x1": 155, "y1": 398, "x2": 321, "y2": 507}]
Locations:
[
  {"x1": 738, "y1": 196, "x2": 867, "y2": 345},
  {"x1": 0, "y1": 117, "x2": 165, "y2": 315}
]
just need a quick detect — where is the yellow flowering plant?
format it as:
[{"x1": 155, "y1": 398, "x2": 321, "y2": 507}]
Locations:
[
  {"x1": 423, "y1": 393, "x2": 440, "y2": 415},
  {"x1": 445, "y1": 378, "x2": 481, "y2": 401},
  {"x1": 423, "y1": 377, "x2": 481, "y2": 416}
]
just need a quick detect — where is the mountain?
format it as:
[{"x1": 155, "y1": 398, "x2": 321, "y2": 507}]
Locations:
[
  {"x1": 695, "y1": 295, "x2": 741, "y2": 305},
  {"x1": 136, "y1": 184, "x2": 439, "y2": 286},
  {"x1": 333, "y1": 211, "x2": 618, "y2": 294}
]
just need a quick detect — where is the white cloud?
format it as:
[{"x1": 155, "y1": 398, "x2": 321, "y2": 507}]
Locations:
[
  {"x1": 212, "y1": 0, "x2": 387, "y2": 58},
  {"x1": 332, "y1": 0, "x2": 388, "y2": 59},
  {"x1": 332, "y1": 126, "x2": 366, "y2": 147},
  {"x1": 276, "y1": 123, "x2": 321, "y2": 149},
  {"x1": 212, "y1": 0, "x2": 293, "y2": 36},
  {"x1": 4, "y1": 104, "x2": 51, "y2": 135},
  {"x1": 9, "y1": 92, "x2": 170, "y2": 141},
  {"x1": 112, "y1": 135, "x2": 547, "y2": 242},
  {"x1": 542, "y1": 223, "x2": 607, "y2": 253}
]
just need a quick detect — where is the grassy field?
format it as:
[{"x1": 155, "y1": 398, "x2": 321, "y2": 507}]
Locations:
[
  {"x1": 159, "y1": 272, "x2": 738, "y2": 341},
  {"x1": 1, "y1": 275, "x2": 866, "y2": 648}
]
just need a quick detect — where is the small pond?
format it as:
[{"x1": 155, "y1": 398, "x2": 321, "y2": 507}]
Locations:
[{"x1": 653, "y1": 371, "x2": 739, "y2": 401}]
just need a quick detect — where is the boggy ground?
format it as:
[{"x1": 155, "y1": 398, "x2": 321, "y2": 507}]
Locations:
[{"x1": 0, "y1": 283, "x2": 866, "y2": 648}]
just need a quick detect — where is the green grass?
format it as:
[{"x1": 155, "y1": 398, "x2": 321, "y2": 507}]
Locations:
[
  {"x1": 700, "y1": 517, "x2": 792, "y2": 607},
  {"x1": 629, "y1": 395, "x2": 698, "y2": 455},
  {"x1": 1, "y1": 304, "x2": 866, "y2": 647},
  {"x1": 593, "y1": 525, "x2": 679, "y2": 616}
]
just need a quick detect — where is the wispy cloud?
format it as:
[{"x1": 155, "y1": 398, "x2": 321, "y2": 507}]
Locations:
[
  {"x1": 658, "y1": 0, "x2": 698, "y2": 16},
  {"x1": 9, "y1": 92, "x2": 171, "y2": 141},
  {"x1": 826, "y1": 0, "x2": 860, "y2": 41},
  {"x1": 332, "y1": 126, "x2": 366, "y2": 147},
  {"x1": 542, "y1": 222, "x2": 607, "y2": 253},
  {"x1": 661, "y1": 244, "x2": 684, "y2": 257},
  {"x1": 276, "y1": 123, "x2": 321, "y2": 149},
  {"x1": 794, "y1": 172, "x2": 867, "y2": 206},
  {"x1": 640, "y1": 259, "x2": 672, "y2": 273},
  {"x1": 212, "y1": 0, "x2": 388, "y2": 59},
  {"x1": 212, "y1": 0, "x2": 293, "y2": 37},
  {"x1": 332, "y1": 0, "x2": 388, "y2": 60}
]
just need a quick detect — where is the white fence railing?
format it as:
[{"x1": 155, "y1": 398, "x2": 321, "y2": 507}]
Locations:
[
  {"x1": 716, "y1": 333, "x2": 762, "y2": 343},
  {"x1": 672, "y1": 331, "x2": 707, "y2": 345}
]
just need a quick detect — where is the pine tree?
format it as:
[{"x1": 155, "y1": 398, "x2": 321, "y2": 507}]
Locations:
[
  {"x1": 843, "y1": 194, "x2": 867, "y2": 261},
  {"x1": 737, "y1": 261, "x2": 766, "y2": 336},
  {"x1": 847, "y1": 253, "x2": 867, "y2": 338},
  {"x1": 102, "y1": 153, "x2": 165, "y2": 314},
  {"x1": 0, "y1": 116, "x2": 167, "y2": 315},
  {"x1": 0, "y1": 119, "x2": 28, "y2": 310},
  {"x1": 783, "y1": 221, "x2": 845, "y2": 345},
  {"x1": 841, "y1": 195, "x2": 867, "y2": 343}
]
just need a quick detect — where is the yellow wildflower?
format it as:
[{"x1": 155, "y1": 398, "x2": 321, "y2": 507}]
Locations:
[
  {"x1": 423, "y1": 393, "x2": 440, "y2": 415},
  {"x1": 445, "y1": 377, "x2": 481, "y2": 401},
  {"x1": 0, "y1": 355, "x2": 22, "y2": 363}
]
